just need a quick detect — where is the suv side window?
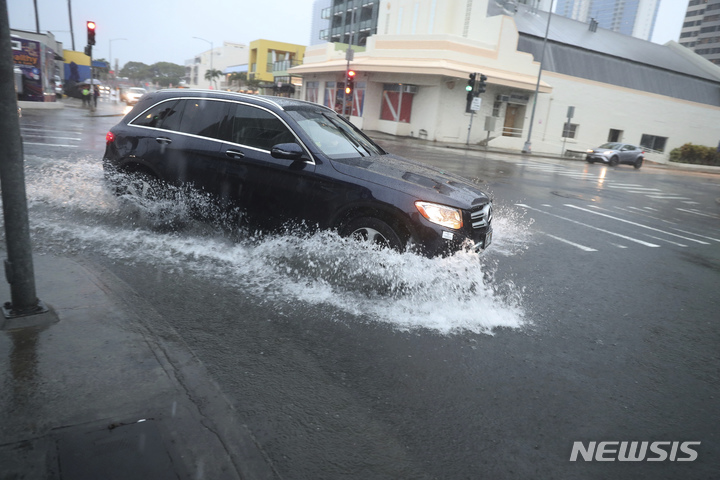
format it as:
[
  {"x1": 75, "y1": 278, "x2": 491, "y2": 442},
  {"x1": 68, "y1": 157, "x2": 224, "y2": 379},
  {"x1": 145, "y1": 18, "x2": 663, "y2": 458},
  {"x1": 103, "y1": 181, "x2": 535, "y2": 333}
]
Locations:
[
  {"x1": 176, "y1": 99, "x2": 229, "y2": 140},
  {"x1": 227, "y1": 104, "x2": 296, "y2": 151},
  {"x1": 131, "y1": 99, "x2": 181, "y2": 128}
]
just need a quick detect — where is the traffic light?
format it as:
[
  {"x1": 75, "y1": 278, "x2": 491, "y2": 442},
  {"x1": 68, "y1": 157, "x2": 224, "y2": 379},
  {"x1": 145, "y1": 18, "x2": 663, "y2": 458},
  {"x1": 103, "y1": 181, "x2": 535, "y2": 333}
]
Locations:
[
  {"x1": 466, "y1": 73, "x2": 476, "y2": 93},
  {"x1": 87, "y1": 21, "x2": 96, "y2": 46},
  {"x1": 476, "y1": 74, "x2": 487, "y2": 95},
  {"x1": 345, "y1": 69, "x2": 356, "y2": 95},
  {"x1": 84, "y1": 45, "x2": 92, "y2": 57}
]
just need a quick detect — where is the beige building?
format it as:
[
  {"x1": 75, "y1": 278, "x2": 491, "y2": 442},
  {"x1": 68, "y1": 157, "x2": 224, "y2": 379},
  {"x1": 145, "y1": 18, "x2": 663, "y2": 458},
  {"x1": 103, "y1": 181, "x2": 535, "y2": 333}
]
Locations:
[{"x1": 291, "y1": 0, "x2": 720, "y2": 159}]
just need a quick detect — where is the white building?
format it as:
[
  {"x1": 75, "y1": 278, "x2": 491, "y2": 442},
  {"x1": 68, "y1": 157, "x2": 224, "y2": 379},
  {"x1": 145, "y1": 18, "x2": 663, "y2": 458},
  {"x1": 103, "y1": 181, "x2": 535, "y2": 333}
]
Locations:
[
  {"x1": 185, "y1": 42, "x2": 249, "y2": 90},
  {"x1": 290, "y1": 0, "x2": 720, "y2": 159}
]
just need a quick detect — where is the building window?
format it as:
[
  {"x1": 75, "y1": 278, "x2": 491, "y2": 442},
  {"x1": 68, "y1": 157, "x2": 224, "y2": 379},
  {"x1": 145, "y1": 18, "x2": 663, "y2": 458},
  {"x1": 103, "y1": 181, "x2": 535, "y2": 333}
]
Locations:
[
  {"x1": 380, "y1": 84, "x2": 415, "y2": 123},
  {"x1": 350, "y1": 82, "x2": 366, "y2": 117},
  {"x1": 492, "y1": 100, "x2": 502, "y2": 117},
  {"x1": 305, "y1": 81, "x2": 319, "y2": 104},
  {"x1": 640, "y1": 134, "x2": 668, "y2": 152},
  {"x1": 562, "y1": 122, "x2": 578, "y2": 139}
]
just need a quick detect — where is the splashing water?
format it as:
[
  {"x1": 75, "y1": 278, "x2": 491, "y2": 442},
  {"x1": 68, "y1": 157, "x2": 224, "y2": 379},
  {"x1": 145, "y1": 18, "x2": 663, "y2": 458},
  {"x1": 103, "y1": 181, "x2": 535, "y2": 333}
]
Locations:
[{"x1": 16, "y1": 157, "x2": 533, "y2": 335}]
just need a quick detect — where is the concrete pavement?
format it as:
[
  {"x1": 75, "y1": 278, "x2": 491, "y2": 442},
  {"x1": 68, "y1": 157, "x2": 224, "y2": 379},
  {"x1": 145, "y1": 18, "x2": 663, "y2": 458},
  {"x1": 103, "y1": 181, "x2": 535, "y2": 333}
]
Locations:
[{"x1": 0, "y1": 252, "x2": 277, "y2": 480}]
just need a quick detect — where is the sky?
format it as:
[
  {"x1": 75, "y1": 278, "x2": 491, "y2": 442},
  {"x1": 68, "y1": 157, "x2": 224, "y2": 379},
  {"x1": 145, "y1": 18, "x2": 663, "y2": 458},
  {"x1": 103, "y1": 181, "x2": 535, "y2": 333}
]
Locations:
[
  {"x1": 7, "y1": 0, "x2": 318, "y2": 67},
  {"x1": 8, "y1": 0, "x2": 688, "y2": 69}
]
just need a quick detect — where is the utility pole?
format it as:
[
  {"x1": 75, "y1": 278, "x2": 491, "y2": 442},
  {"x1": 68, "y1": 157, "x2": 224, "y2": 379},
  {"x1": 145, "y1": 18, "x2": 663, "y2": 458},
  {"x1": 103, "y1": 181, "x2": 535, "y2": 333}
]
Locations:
[
  {"x1": 68, "y1": 0, "x2": 75, "y2": 50},
  {"x1": 522, "y1": 0, "x2": 554, "y2": 154},
  {"x1": 0, "y1": 0, "x2": 46, "y2": 320}
]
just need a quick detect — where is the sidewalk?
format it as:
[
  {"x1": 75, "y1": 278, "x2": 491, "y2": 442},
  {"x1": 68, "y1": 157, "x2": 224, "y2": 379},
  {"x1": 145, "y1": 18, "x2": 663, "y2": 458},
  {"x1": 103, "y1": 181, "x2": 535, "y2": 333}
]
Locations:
[{"x1": 0, "y1": 253, "x2": 277, "y2": 480}]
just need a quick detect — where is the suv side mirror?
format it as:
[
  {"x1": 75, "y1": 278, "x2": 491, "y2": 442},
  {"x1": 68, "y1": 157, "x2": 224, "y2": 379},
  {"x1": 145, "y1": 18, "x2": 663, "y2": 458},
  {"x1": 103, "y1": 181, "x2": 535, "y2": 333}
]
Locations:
[{"x1": 271, "y1": 143, "x2": 304, "y2": 160}]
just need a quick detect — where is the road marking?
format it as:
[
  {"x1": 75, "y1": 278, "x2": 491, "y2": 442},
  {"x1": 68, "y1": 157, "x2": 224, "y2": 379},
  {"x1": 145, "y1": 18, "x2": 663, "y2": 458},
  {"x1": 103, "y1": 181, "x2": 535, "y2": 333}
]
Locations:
[
  {"x1": 642, "y1": 234, "x2": 687, "y2": 247},
  {"x1": 618, "y1": 206, "x2": 676, "y2": 224},
  {"x1": 21, "y1": 142, "x2": 78, "y2": 148},
  {"x1": 646, "y1": 195, "x2": 691, "y2": 200},
  {"x1": 515, "y1": 204, "x2": 660, "y2": 247},
  {"x1": 22, "y1": 134, "x2": 82, "y2": 141},
  {"x1": 541, "y1": 232, "x2": 598, "y2": 251},
  {"x1": 670, "y1": 228, "x2": 720, "y2": 243},
  {"x1": 676, "y1": 208, "x2": 720, "y2": 219},
  {"x1": 565, "y1": 204, "x2": 710, "y2": 244},
  {"x1": 608, "y1": 185, "x2": 661, "y2": 191}
]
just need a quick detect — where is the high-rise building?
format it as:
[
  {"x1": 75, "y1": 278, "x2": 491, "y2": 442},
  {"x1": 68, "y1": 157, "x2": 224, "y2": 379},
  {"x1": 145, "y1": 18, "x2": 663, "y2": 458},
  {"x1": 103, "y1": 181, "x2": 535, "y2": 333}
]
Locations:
[
  {"x1": 553, "y1": 0, "x2": 661, "y2": 40},
  {"x1": 680, "y1": 0, "x2": 720, "y2": 65},
  {"x1": 311, "y1": 0, "x2": 381, "y2": 46}
]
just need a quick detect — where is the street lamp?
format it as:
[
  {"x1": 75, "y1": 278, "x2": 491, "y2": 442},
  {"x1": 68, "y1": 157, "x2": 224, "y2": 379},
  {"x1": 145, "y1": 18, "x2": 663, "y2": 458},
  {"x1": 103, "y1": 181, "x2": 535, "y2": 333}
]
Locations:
[
  {"x1": 192, "y1": 36, "x2": 214, "y2": 89},
  {"x1": 522, "y1": 0, "x2": 555, "y2": 154},
  {"x1": 109, "y1": 37, "x2": 127, "y2": 78}
]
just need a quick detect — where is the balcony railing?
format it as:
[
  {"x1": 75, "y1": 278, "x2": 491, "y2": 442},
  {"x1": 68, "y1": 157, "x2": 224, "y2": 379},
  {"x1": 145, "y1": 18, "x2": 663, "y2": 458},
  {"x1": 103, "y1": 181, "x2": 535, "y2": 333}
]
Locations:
[{"x1": 272, "y1": 60, "x2": 301, "y2": 73}]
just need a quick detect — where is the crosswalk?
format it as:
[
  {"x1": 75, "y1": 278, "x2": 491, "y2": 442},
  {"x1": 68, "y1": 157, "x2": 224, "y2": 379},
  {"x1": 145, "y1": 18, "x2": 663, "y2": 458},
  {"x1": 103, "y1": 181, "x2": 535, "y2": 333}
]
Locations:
[
  {"x1": 515, "y1": 202, "x2": 720, "y2": 252},
  {"x1": 20, "y1": 123, "x2": 83, "y2": 149},
  {"x1": 519, "y1": 161, "x2": 697, "y2": 203}
]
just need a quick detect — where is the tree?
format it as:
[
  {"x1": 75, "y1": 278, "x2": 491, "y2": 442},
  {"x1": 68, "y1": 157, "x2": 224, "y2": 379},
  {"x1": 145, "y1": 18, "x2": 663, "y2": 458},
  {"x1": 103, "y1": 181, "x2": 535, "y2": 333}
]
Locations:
[
  {"x1": 229, "y1": 71, "x2": 247, "y2": 90},
  {"x1": 119, "y1": 61, "x2": 151, "y2": 85},
  {"x1": 149, "y1": 62, "x2": 185, "y2": 87},
  {"x1": 204, "y1": 68, "x2": 223, "y2": 89}
]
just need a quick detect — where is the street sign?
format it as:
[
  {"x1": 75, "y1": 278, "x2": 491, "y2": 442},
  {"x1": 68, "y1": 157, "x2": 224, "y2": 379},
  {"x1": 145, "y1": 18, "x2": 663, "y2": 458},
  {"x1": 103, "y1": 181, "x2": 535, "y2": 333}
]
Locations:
[{"x1": 471, "y1": 97, "x2": 482, "y2": 111}]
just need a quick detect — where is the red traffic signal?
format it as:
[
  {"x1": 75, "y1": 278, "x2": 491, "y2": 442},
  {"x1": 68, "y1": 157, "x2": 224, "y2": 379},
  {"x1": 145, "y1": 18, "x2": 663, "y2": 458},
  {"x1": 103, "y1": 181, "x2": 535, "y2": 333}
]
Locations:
[
  {"x1": 87, "y1": 21, "x2": 96, "y2": 46},
  {"x1": 345, "y1": 69, "x2": 356, "y2": 94}
]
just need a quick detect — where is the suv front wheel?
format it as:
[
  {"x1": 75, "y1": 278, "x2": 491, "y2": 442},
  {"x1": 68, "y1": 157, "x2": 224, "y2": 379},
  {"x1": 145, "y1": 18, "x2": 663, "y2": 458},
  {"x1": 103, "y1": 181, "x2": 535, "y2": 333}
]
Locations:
[{"x1": 340, "y1": 216, "x2": 405, "y2": 252}]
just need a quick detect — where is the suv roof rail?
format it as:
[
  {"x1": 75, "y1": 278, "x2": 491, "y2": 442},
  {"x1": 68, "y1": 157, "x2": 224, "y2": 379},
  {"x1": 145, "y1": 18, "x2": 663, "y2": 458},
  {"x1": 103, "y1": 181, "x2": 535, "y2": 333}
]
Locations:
[{"x1": 159, "y1": 88, "x2": 283, "y2": 109}]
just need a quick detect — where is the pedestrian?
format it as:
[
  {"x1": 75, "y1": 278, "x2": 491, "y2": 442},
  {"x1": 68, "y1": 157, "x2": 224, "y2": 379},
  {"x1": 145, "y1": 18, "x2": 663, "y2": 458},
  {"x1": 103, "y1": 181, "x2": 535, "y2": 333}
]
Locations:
[
  {"x1": 93, "y1": 85, "x2": 100, "y2": 108},
  {"x1": 81, "y1": 85, "x2": 90, "y2": 107}
]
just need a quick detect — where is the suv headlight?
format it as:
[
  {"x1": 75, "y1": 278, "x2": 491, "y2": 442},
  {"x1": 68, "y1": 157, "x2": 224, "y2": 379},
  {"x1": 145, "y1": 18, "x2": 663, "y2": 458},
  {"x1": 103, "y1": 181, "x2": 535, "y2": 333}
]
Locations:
[
  {"x1": 603, "y1": 151, "x2": 615, "y2": 156},
  {"x1": 415, "y1": 201, "x2": 463, "y2": 230}
]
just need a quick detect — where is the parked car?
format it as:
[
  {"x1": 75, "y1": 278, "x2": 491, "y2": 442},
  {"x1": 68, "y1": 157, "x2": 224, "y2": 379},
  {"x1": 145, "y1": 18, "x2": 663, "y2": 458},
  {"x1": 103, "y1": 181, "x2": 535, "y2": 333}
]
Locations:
[
  {"x1": 121, "y1": 87, "x2": 147, "y2": 105},
  {"x1": 586, "y1": 142, "x2": 645, "y2": 169},
  {"x1": 102, "y1": 89, "x2": 494, "y2": 257},
  {"x1": 53, "y1": 75, "x2": 63, "y2": 98}
]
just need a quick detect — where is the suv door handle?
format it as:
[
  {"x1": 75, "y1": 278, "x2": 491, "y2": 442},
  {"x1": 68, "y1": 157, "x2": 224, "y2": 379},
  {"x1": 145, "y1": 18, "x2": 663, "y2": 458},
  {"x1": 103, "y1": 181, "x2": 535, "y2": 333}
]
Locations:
[
  {"x1": 225, "y1": 149, "x2": 245, "y2": 159},
  {"x1": 155, "y1": 137, "x2": 172, "y2": 144}
]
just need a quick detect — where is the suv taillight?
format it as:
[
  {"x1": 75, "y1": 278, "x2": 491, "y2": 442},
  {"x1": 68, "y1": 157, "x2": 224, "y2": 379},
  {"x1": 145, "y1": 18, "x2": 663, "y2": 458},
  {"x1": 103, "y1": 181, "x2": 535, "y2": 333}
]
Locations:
[{"x1": 105, "y1": 131, "x2": 115, "y2": 144}]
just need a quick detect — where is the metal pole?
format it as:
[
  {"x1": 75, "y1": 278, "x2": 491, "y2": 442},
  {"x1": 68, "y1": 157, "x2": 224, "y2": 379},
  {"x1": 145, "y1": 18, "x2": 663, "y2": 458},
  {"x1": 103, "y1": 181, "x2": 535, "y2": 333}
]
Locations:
[
  {"x1": 522, "y1": 0, "x2": 554, "y2": 154},
  {"x1": 193, "y1": 37, "x2": 213, "y2": 89},
  {"x1": 68, "y1": 0, "x2": 75, "y2": 50},
  {"x1": 0, "y1": 0, "x2": 45, "y2": 318},
  {"x1": 466, "y1": 111, "x2": 475, "y2": 146}
]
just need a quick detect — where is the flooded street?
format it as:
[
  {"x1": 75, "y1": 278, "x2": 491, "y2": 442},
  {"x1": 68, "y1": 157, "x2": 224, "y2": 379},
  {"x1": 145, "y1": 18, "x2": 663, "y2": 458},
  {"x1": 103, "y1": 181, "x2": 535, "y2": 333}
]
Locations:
[{"x1": 3, "y1": 106, "x2": 719, "y2": 479}]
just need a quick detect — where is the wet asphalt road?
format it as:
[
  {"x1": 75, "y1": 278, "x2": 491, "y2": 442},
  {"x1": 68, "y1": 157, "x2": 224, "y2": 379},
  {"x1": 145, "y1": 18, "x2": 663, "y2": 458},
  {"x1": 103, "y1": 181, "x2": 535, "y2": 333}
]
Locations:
[{"x1": 12, "y1": 104, "x2": 720, "y2": 479}]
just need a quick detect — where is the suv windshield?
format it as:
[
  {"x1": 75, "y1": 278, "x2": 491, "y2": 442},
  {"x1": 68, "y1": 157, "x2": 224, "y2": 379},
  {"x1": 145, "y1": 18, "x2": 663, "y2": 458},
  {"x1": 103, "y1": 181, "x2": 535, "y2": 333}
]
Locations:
[
  {"x1": 287, "y1": 108, "x2": 385, "y2": 159},
  {"x1": 599, "y1": 142, "x2": 622, "y2": 149}
]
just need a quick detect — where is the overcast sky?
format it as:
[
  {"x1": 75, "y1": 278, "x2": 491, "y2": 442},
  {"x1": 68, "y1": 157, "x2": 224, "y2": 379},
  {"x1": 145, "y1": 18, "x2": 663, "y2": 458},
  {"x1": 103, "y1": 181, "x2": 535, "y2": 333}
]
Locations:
[{"x1": 8, "y1": 0, "x2": 687, "y2": 68}]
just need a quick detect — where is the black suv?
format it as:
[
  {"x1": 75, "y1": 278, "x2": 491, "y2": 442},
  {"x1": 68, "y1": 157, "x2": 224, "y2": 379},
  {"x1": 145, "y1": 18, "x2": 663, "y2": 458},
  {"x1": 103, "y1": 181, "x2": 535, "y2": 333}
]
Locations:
[{"x1": 103, "y1": 89, "x2": 493, "y2": 256}]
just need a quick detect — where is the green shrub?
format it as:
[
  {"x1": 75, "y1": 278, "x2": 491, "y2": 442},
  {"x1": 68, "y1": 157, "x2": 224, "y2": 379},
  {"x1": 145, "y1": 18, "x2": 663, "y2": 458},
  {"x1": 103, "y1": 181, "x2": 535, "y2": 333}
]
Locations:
[{"x1": 669, "y1": 143, "x2": 720, "y2": 166}]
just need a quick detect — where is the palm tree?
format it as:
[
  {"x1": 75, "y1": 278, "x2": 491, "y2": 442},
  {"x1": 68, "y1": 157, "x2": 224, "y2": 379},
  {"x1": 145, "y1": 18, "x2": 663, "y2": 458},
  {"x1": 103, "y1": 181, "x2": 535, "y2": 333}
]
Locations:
[
  {"x1": 204, "y1": 68, "x2": 223, "y2": 89},
  {"x1": 228, "y1": 72, "x2": 247, "y2": 91}
]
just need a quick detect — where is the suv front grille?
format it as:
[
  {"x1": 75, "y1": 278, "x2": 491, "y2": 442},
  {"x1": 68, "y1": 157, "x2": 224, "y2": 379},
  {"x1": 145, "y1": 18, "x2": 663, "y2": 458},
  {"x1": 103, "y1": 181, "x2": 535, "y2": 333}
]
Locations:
[{"x1": 471, "y1": 203, "x2": 492, "y2": 229}]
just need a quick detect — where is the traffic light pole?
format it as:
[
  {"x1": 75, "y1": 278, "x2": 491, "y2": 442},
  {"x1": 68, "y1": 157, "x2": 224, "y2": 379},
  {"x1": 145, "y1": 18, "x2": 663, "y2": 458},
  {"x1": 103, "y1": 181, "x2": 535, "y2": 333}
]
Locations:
[
  {"x1": 0, "y1": 0, "x2": 47, "y2": 320},
  {"x1": 466, "y1": 110, "x2": 475, "y2": 146}
]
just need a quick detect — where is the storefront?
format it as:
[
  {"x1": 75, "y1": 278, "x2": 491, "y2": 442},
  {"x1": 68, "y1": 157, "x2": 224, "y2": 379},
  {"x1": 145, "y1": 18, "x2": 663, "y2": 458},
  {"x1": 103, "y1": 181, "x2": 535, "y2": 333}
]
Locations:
[{"x1": 12, "y1": 35, "x2": 58, "y2": 102}]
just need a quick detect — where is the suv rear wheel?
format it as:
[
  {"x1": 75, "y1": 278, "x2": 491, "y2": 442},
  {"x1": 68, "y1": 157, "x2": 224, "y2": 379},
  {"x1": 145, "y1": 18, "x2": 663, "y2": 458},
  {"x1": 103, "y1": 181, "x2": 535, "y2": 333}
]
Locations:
[
  {"x1": 341, "y1": 216, "x2": 405, "y2": 251},
  {"x1": 115, "y1": 171, "x2": 164, "y2": 200},
  {"x1": 634, "y1": 158, "x2": 643, "y2": 169}
]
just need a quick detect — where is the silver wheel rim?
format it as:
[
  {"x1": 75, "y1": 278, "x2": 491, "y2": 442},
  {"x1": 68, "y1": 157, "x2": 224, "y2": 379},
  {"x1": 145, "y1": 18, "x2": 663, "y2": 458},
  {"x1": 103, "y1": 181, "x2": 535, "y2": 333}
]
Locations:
[{"x1": 351, "y1": 227, "x2": 389, "y2": 246}]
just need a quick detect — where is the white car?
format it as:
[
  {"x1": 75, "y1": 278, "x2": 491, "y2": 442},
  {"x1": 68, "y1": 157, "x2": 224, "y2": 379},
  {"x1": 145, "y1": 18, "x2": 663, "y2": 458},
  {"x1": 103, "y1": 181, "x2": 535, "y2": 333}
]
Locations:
[{"x1": 123, "y1": 87, "x2": 147, "y2": 105}]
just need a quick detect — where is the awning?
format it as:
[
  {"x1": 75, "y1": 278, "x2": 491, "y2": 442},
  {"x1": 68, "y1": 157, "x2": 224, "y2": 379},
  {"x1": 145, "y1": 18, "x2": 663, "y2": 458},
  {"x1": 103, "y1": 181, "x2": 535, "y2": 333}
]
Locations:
[
  {"x1": 223, "y1": 64, "x2": 248, "y2": 74},
  {"x1": 289, "y1": 57, "x2": 552, "y2": 93}
]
